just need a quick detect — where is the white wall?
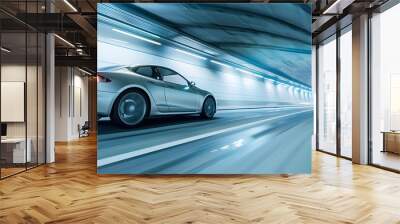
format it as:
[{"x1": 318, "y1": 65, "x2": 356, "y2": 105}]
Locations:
[
  {"x1": 55, "y1": 67, "x2": 69, "y2": 141},
  {"x1": 98, "y1": 41, "x2": 312, "y2": 109},
  {"x1": 1, "y1": 63, "x2": 46, "y2": 164},
  {"x1": 1, "y1": 65, "x2": 40, "y2": 136},
  {"x1": 54, "y1": 67, "x2": 89, "y2": 141},
  {"x1": 72, "y1": 73, "x2": 89, "y2": 138},
  {"x1": 1, "y1": 65, "x2": 26, "y2": 139}
]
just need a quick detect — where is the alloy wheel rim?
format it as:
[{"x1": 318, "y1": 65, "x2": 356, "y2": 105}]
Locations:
[
  {"x1": 205, "y1": 98, "x2": 215, "y2": 117},
  {"x1": 118, "y1": 92, "x2": 146, "y2": 125}
]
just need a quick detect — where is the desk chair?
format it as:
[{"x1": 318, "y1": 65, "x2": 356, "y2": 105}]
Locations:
[{"x1": 78, "y1": 121, "x2": 90, "y2": 138}]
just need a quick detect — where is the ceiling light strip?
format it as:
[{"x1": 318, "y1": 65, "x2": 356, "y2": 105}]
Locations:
[
  {"x1": 174, "y1": 48, "x2": 206, "y2": 60},
  {"x1": 210, "y1": 60, "x2": 230, "y2": 68},
  {"x1": 112, "y1": 28, "x2": 161, "y2": 46},
  {"x1": 78, "y1": 68, "x2": 92, "y2": 76},
  {"x1": 323, "y1": 0, "x2": 342, "y2": 14},
  {"x1": 63, "y1": 0, "x2": 78, "y2": 12},
  {"x1": 236, "y1": 68, "x2": 263, "y2": 78},
  {"x1": 1, "y1": 47, "x2": 11, "y2": 53},
  {"x1": 54, "y1": 34, "x2": 75, "y2": 48}
]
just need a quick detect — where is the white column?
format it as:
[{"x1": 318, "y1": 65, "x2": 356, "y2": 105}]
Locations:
[
  {"x1": 54, "y1": 67, "x2": 74, "y2": 141},
  {"x1": 352, "y1": 14, "x2": 369, "y2": 164},
  {"x1": 312, "y1": 45, "x2": 317, "y2": 150},
  {"x1": 46, "y1": 33, "x2": 55, "y2": 163},
  {"x1": 45, "y1": 0, "x2": 56, "y2": 163}
]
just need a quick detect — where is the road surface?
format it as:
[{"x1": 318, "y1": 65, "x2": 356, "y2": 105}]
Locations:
[{"x1": 97, "y1": 107, "x2": 313, "y2": 174}]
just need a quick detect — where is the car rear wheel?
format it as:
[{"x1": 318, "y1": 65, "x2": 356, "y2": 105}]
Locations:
[
  {"x1": 112, "y1": 90, "x2": 147, "y2": 127},
  {"x1": 201, "y1": 96, "x2": 216, "y2": 119}
]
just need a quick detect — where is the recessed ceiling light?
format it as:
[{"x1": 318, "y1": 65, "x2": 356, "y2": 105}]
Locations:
[{"x1": 54, "y1": 34, "x2": 75, "y2": 48}]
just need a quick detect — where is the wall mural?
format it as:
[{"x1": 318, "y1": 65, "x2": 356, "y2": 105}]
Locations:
[{"x1": 97, "y1": 3, "x2": 313, "y2": 174}]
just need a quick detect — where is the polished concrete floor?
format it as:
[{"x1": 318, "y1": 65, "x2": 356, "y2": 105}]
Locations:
[{"x1": 0, "y1": 136, "x2": 400, "y2": 223}]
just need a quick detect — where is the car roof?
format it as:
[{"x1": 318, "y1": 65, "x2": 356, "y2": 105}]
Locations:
[
  {"x1": 132, "y1": 65, "x2": 175, "y2": 70},
  {"x1": 132, "y1": 65, "x2": 188, "y2": 80}
]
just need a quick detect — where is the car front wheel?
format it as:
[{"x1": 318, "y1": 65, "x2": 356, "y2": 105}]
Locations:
[
  {"x1": 201, "y1": 96, "x2": 216, "y2": 119},
  {"x1": 112, "y1": 90, "x2": 147, "y2": 127}
]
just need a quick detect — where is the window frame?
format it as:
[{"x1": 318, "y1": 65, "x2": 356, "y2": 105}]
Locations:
[
  {"x1": 155, "y1": 66, "x2": 189, "y2": 86},
  {"x1": 133, "y1": 66, "x2": 156, "y2": 79},
  {"x1": 315, "y1": 24, "x2": 353, "y2": 161}
]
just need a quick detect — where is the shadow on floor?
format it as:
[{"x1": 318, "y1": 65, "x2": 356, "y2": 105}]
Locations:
[{"x1": 98, "y1": 114, "x2": 219, "y2": 134}]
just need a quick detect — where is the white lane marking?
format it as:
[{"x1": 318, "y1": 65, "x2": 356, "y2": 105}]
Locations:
[
  {"x1": 97, "y1": 109, "x2": 312, "y2": 167},
  {"x1": 99, "y1": 106, "x2": 310, "y2": 141}
]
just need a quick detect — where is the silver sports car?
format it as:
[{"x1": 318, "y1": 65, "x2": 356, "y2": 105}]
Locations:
[{"x1": 97, "y1": 65, "x2": 216, "y2": 127}]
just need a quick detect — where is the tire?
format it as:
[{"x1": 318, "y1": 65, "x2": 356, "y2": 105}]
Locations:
[
  {"x1": 111, "y1": 90, "x2": 147, "y2": 127},
  {"x1": 201, "y1": 96, "x2": 216, "y2": 119}
]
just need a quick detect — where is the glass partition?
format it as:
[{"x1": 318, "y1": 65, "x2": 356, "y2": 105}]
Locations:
[
  {"x1": 370, "y1": 4, "x2": 400, "y2": 171},
  {"x1": 1, "y1": 30, "x2": 28, "y2": 177},
  {"x1": 317, "y1": 36, "x2": 337, "y2": 154},
  {"x1": 0, "y1": 1, "x2": 46, "y2": 179},
  {"x1": 339, "y1": 28, "x2": 352, "y2": 158}
]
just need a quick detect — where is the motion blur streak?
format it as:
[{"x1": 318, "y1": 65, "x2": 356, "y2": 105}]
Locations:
[
  {"x1": 98, "y1": 107, "x2": 313, "y2": 174},
  {"x1": 97, "y1": 3, "x2": 313, "y2": 109},
  {"x1": 97, "y1": 3, "x2": 313, "y2": 174}
]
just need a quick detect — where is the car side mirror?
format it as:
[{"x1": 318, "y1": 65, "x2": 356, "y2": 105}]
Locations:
[{"x1": 190, "y1": 81, "x2": 196, "y2": 86}]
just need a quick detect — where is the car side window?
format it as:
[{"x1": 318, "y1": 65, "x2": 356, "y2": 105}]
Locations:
[
  {"x1": 135, "y1": 66, "x2": 154, "y2": 78},
  {"x1": 158, "y1": 67, "x2": 188, "y2": 86}
]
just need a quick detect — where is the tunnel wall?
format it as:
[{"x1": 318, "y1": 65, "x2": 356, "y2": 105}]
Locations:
[{"x1": 99, "y1": 42, "x2": 311, "y2": 110}]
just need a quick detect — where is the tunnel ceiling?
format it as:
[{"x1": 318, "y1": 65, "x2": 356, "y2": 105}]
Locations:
[{"x1": 126, "y1": 3, "x2": 312, "y2": 86}]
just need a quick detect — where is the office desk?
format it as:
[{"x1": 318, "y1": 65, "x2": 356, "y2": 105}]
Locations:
[
  {"x1": 1, "y1": 138, "x2": 31, "y2": 163},
  {"x1": 382, "y1": 131, "x2": 400, "y2": 154}
]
